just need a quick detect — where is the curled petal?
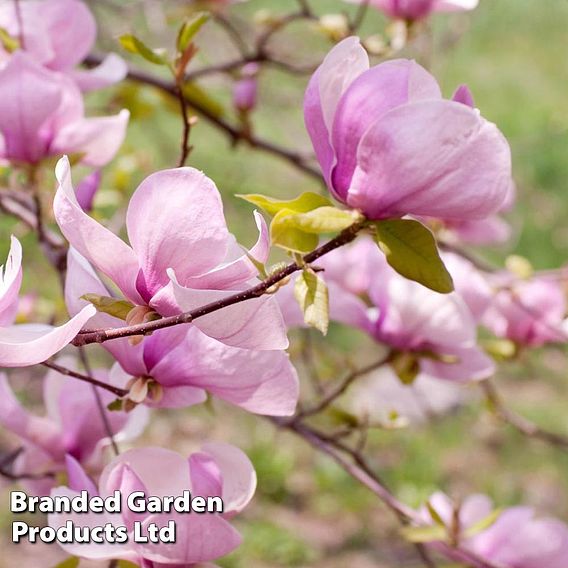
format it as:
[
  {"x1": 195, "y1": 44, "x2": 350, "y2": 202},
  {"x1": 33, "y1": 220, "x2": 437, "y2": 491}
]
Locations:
[
  {"x1": 0, "y1": 235, "x2": 23, "y2": 326},
  {"x1": 0, "y1": 306, "x2": 95, "y2": 367},
  {"x1": 71, "y1": 53, "x2": 128, "y2": 91}
]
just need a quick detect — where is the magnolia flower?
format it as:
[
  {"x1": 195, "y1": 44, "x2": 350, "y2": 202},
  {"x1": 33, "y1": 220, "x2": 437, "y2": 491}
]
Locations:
[
  {"x1": 0, "y1": 54, "x2": 129, "y2": 166},
  {"x1": 350, "y1": 366, "x2": 465, "y2": 425},
  {"x1": 278, "y1": 237, "x2": 494, "y2": 382},
  {"x1": 0, "y1": 236, "x2": 95, "y2": 367},
  {"x1": 65, "y1": 249, "x2": 298, "y2": 415},
  {"x1": 49, "y1": 444, "x2": 256, "y2": 565},
  {"x1": 0, "y1": 0, "x2": 127, "y2": 91},
  {"x1": 0, "y1": 361, "x2": 147, "y2": 495},
  {"x1": 421, "y1": 492, "x2": 568, "y2": 568},
  {"x1": 348, "y1": 0, "x2": 478, "y2": 21},
  {"x1": 304, "y1": 37, "x2": 511, "y2": 221},
  {"x1": 54, "y1": 156, "x2": 287, "y2": 350},
  {"x1": 483, "y1": 275, "x2": 567, "y2": 347}
]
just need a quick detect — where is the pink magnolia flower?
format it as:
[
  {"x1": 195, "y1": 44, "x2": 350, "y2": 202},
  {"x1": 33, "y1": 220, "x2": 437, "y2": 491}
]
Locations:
[
  {"x1": 0, "y1": 53, "x2": 129, "y2": 166},
  {"x1": 304, "y1": 37, "x2": 511, "y2": 221},
  {"x1": 349, "y1": 0, "x2": 478, "y2": 21},
  {"x1": 483, "y1": 274, "x2": 567, "y2": 347},
  {"x1": 55, "y1": 156, "x2": 287, "y2": 350},
  {"x1": 49, "y1": 444, "x2": 256, "y2": 565},
  {"x1": 65, "y1": 249, "x2": 299, "y2": 415},
  {"x1": 0, "y1": 236, "x2": 95, "y2": 367},
  {"x1": 278, "y1": 237, "x2": 494, "y2": 382},
  {"x1": 0, "y1": 361, "x2": 147, "y2": 495},
  {"x1": 0, "y1": 0, "x2": 127, "y2": 91},
  {"x1": 421, "y1": 492, "x2": 568, "y2": 568}
]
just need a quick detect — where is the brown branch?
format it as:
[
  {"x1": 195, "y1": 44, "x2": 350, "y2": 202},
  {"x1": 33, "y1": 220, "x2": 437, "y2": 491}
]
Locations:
[
  {"x1": 72, "y1": 220, "x2": 367, "y2": 346},
  {"x1": 85, "y1": 54, "x2": 322, "y2": 181},
  {"x1": 482, "y1": 380, "x2": 568, "y2": 450},
  {"x1": 176, "y1": 83, "x2": 192, "y2": 167},
  {"x1": 41, "y1": 361, "x2": 128, "y2": 398}
]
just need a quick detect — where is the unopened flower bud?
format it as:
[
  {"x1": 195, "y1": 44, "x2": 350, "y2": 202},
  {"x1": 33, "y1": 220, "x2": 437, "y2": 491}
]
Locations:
[{"x1": 233, "y1": 63, "x2": 259, "y2": 113}]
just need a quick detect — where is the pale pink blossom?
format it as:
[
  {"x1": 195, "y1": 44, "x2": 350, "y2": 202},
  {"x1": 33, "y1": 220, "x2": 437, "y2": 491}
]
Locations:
[
  {"x1": 0, "y1": 361, "x2": 148, "y2": 495},
  {"x1": 421, "y1": 492, "x2": 568, "y2": 568},
  {"x1": 0, "y1": 0, "x2": 127, "y2": 91},
  {"x1": 278, "y1": 237, "x2": 494, "y2": 382},
  {"x1": 304, "y1": 38, "x2": 511, "y2": 221},
  {"x1": 55, "y1": 156, "x2": 287, "y2": 350},
  {"x1": 0, "y1": 236, "x2": 95, "y2": 367},
  {"x1": 347, "y1": 0, "x2": 478, "y2": 21},
  {"x1": 0, "y1": 53, "x2": 128, "y2": 166},
  {"x1": 49, "y1": 444, "x2": 256, "y2": 565},
  {"x1": 483, "y1": 274, "x2": 567, "y2": 347}
]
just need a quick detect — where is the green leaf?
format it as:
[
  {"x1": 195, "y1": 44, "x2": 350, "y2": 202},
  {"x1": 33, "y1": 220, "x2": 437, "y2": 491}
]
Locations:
[
  {"x1": 52, "y1": 558, "x2": 80, "y2": 568},
  {"x1": 116, "y1": 562, "x2": 140, "y2": 568},
  {"x1": 177, "y1": 12, "x2": 210, "y2": 52},
  {"x1": 181, "y1": 82, "x2": 225, "y2": 119},
  {"x1": 464, "y1": 509, "x2": 502, "y2": 539},
  {"x1": 400, "y1": 524, "x2": 447, "y2": 543},
  {"x1": 81, "y1": 294, "x2": 135, "y2": 321},
  {"x1": 279, "y1": 206, "x2": 360, "y2": 234},
  {"x1": 390, "y1": 352, "x2": 420, "y2": 385},
  {"x1": 0, "y1": 27, "x2": 19, "y2": 52},
  {"x1": 237, "y1": 192, "x2": 332, "y2": 217},
  {"x1": 119, "y1": 34, "x2": 168, "y2": 65},
  {"x1": 427, "y1": 501, "x2": 446, "y2": 527},
  {"x1": 270, "y1": 208, "x2": 319, "y2": 253},
  {"x1": 373, "y1": 219, "x2": 454, "y2": 294},
  {"x1": 107, "y1": 399, "x2": 124, "y2": 412},
  {"x1": 294, "y1": 269, "x2": 329, "y2": 335}
]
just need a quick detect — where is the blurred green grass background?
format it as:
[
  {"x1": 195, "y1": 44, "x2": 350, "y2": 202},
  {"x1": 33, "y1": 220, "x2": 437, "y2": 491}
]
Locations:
[{"x1": 1, "y1": 0, "x2": 568, "y2": 566}]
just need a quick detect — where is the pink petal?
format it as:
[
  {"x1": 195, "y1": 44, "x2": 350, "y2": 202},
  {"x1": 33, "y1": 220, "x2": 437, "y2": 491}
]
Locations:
[
  {"x1": 0, "y1": 53, "x2": 62, "y2": 163},
  {"x1": 304, "y1": 36, "x2": 368, "y2": 192},
  {"x1": 55, "y1": 157, "x2": 142, "y2": 304},
  {"x1": 75, "y1": 170, "x2": 101, "y2": 212},
  {"x1": 331, "y1": 59, "x2": 441, "y2": 196},
  {"x1": 182, "y1": 211, "x2": 269, "y2": 290},
  {"x1": 452, "y1": 84, "x2": 475, "y2": 108},
  {"x1": 168, "y1": 270, "x2": 289, "y2": 350},
  {"x1": 105, "y1": 462, "x2": 148, "y2": 530},
  {"x1": 65, "y1": 454, "x2": 98, "y2": 496},
  {"x1": 71, "y1": 53, "x2": 128, "y2": 91},
  {"x1": 348, "y1": 100, "x2": 512, "y2": 220},
  {"x1": 435, "y1": 0, "x2": 479, "y2": 11},
  {"x1": 52, "y1": 109, "x2": 130, "y2": 167},
  {"x1": 126, "y1": 168, "x2": 229, "y2": 300},
  {"x1": 0, "y1": 236, "x2": 23, "y2": 326},
  {"x1": 189, "y1": 453, "x2": 223, "y2": 498},
  {"x1": 420, "y1": 345, "x2": 495, "y2": 382},
  {"x1": 0, "y1": 307, "x2": 95, "y2": 367},
  {"x1": 201, "y1": 443, "x2": 256, "y2": 515}
]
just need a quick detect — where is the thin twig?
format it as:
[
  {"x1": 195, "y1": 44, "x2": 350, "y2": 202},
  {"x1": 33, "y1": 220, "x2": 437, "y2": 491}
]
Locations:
[
  {"x1": 482, "y1": 380, "x2": 568, "y2": 450},
  {"x1": 41, "y1": 361, "x2": 128, "y2": 398}
]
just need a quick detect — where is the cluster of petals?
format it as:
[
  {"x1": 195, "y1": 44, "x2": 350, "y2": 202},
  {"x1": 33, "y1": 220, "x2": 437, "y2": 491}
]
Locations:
[
  {"x1": 347, "y1": 0, "x2": 479, "y2": 21},
  {"x1": 422, "y1": 492, "x2": 568, "y2": 568},
  {"x1": 304, "y1": 37, "x2": 512, "y2": 223},
  {"x1": 0, "y1": 0, "x2": 127, "y2": 91},
  {"x1": 55, "y1": 157, "x2": 288, "y2": 351},
  {"x1": 0, "y1": 236, "x2": 95, "y2": 367},
  {"x1": 65, "y1": 249, "x2": 298, "y2": 416},
  {"x1": 278, "y1": 237, "x2": 494, "y2": 382},
  {"x1": 482, "y1": 273, "x2": 567, "y2": 347},
  {"x1": 0, "y1": 53, "x2": 128, "y2": 167},
  {"x1": 0, "y1": 361, "x2": 147, "y2": 495},
  {"x1": 49, "y1": 444, "x2": 256, "y2": 566}
]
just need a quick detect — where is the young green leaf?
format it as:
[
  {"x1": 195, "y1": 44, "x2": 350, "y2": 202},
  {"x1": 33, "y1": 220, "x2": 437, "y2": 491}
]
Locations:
[
  {"x1": 81, "y1": 294, "x2": 135, "y2": 321},
  {"x1": 177, "y1": 12, "x2": 210, "y2": 52},
  {"x1": 270, "y1": 208, "x2": 319, "y2": 253},
  {"x1": 237, "y1": 192, "x2": 333, "y2": 217},
  {"x1": 280, "y1": 206, "x2": 360, "y2": 234},
  {"x1": 400, "y1": 524, "x2": 448, "y2": 543},
  {"x1": 182, "y1": 82, "x2": 225, "y2": 119},
  {"x1": 294, "y1": 269, "x2": 329, "y2": 335},
  {"x1": 464, "y1": 509, "x2": 502, "y2": 539},
  {"x1": 374, "y1": 219, "x2": 454, "y2": 294},
  {"x1": 119, "y1": 34, "x2": 168, "y2": 65},
  {"x1": 427, "y1": 501, "x2": 447, "y2": 527},
  {"x1": 0, "y1": 27, "x2": 19, "y2": 52},
  {"x1": 390, "y1": 352, "x2": 420, "y2": 385}
]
